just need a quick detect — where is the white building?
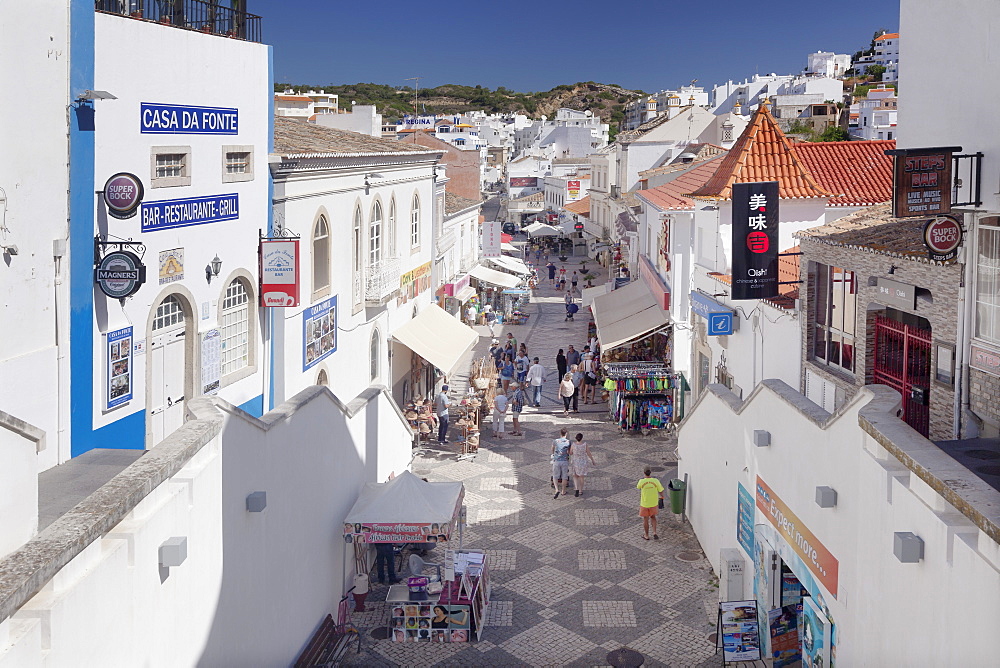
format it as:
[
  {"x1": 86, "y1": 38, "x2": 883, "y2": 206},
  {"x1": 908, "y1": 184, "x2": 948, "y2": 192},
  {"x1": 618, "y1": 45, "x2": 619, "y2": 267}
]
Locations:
[
  {"x1": 805, "y1": 51, "x2": 852, "y2": 77},
  {"x1": 512, "y1": 108, "x2": 608, "y2": 159},
  {"x1": 711, "y1": 74, "x2": 795, "y2": 115},
  {"x1": 854, "y1": 32, "x2": 900, "y2": 81},
  {"x1": 850, "y1": 86, "x2": 897, "y2": 140},
  {"x1": 274, "y1": 92, "x2": 314, "y2": 117},
  {"x1": 314, "y1": 104, "x2": 382, "y2": 137},
  {"x1": 622, "y1": 86, "x2": 710, "y2": 131}
]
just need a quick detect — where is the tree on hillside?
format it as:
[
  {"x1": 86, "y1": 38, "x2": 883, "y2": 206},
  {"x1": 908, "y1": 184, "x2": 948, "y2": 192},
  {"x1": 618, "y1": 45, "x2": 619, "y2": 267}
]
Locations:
[
  {"x1": 865, "y1": 65, "x2": 886, "y2": 82},
  {"x1": 818, "y1": 126, "x2": 850, "y2": 142}
]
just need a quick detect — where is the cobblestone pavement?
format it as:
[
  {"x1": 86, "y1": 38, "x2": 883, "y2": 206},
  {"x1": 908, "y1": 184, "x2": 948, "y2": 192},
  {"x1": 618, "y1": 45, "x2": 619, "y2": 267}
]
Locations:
[{"x1": 345, "y1": 257, "x2": 720, "y2": 667}]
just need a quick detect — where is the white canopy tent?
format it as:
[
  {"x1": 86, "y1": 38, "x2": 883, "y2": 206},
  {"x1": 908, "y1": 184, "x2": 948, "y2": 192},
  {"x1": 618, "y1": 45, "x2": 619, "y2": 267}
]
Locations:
[
  {"x1": 469, "y1": 264, "x2": 521, "y2": 289},
  {"x1": 486, "y1": 255, "x2": 531, "y2": 275},
  {"x1": 525, "y1": 222, "x2": 562, "y2": 237},
  {"x1": 344, "y1": 471, "x2": 465, "y2": 539}
]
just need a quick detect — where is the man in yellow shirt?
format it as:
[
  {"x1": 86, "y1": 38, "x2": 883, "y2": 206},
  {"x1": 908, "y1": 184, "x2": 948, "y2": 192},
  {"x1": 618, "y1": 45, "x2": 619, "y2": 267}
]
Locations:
[{"x1": 636, "y1": 468, "x2": 665, "y2": 540}]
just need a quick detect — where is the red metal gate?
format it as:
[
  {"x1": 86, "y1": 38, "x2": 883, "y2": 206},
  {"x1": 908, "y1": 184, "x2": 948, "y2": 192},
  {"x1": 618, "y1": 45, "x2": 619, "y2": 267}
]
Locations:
[{"x1": 872, "y1": 315, "x2": 932, "y2": 437}]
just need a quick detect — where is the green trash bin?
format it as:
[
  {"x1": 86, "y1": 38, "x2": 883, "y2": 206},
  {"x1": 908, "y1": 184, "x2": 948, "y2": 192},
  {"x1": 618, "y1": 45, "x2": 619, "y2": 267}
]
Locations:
[{"x1": 668, "y1": 478, "x2": 686, "y2": 514}]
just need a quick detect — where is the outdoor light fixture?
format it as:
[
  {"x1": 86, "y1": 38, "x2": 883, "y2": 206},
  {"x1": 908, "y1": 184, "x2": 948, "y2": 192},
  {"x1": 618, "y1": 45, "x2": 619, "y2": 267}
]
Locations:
[
  {"x1": 888, "y1": 265, "x2": 898, "y2": 275},
  {"x1": 752, "y1": 430, "x2": 771, "y2": 447},
  {"x1": 205, "y1": 255, "x2": 222, "y2": 282},
  {"x1": 246, "y1": 491, "x2": 267, "y2": 513},
  {"x1": 159, "y1": 536, "x2": 188, "y2": 568},
  {"x1": 77, "y1": 89, "x2": 117, "y2": 101},
  {"x1": 364, "y1": 172, "x2": 385, "y2": 195},
  {"x1": 893, "y1": 532, "x2": 924, "y2": 563},
  {"x1": 0, "y1": 244, "x2": 18, "y2": 256},
  {"x1": 815, "y1": 486, "x2": 838, "y2": 508}
]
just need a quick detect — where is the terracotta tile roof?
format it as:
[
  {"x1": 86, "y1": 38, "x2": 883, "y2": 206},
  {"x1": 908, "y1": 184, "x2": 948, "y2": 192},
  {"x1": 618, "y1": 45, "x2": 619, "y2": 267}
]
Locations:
[
  {"x1": 874, "y1": 32, "x2": 899, "y2": 41},
  {"x1": 795, "y1": 204, "x2": 940, "y2": 264},
  {"x1": 273, "y1": 116, "x2": 442, "y2": 158},
  {"x1": 564, "y1": 196, "x2": 590, "y2": 216},
  {"x1": 777, "y1": 245, "x2": 800, "y2": 298},
  {"x1": 707, "y1": 268, "x2": 796, "y2": 310},
  {"x1": 686, "y1": 104, "x2": 833, "y2": 200},
  {"x1": 638, "y1": 144, "x2": 729, "y2": 178},
  {"x1": 635, "y1": 156, "x2": 728, "y2": 211},
  {"x1": 794, "y1": 140, "x2": 894, "y2": 206},
  {"x1": 511, "y1": 191, "x2": 544, "y2": 203},
  {"x1": 444, "y1": 191, "x2": 481, "y2": 215}
]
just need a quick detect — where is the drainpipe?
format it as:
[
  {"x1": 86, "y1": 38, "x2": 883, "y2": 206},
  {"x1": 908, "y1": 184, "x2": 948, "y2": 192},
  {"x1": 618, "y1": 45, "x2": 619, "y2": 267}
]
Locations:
[{"x1": 957, "y1": 213, "x2": 977, "y2": 438}]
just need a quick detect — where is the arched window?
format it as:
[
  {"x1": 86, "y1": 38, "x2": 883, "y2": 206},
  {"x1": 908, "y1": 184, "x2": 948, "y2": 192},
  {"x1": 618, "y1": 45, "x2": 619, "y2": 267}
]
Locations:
[
  {"x1": 153, "y1": 294, "x2": 185, "y2": 332},
  {"x1": 370, "y1": 328, "x2": 380, "y2": 382},
  {"x1": 387, "y1": 199, "x2": 397, "y2": 258},
  {"x1": 353, "y1": 206, "x2": 363, "y2": 305},
  {"x1": 410, "y1": 194, "x2": 420, "y2": 247},
  {"x1": 313, "y1": 215, "x2": 330, "y2": 296},
  {"x1": 221, "y1": 279, "x2": 250, "y2": 376},
  {"x1": 370, "y1": 201, "x2": 382, "y2": 266}
]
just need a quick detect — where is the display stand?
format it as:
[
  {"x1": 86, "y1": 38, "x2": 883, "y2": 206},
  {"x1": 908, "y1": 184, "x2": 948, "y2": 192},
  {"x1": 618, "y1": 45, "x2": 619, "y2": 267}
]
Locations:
[{"x1": 604, "y1": 362, "x2": 686, "y2": 432}]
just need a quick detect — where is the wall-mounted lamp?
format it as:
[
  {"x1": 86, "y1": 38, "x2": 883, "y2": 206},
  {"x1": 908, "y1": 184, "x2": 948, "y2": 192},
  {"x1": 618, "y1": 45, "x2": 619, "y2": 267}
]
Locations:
[
  {"x1": 364, "y1": 172, "x2": 385, "y2": 195},
  {"x1": 711, "y1": 291, "x2": 728, "y2": 298},
  {"x1": 205, "y1": 255, "x2": 222, "y2": 283},
  {"x1": 893, "y1": 531, "x2": 924, "y2": 563},
  {"x1": 815, "y1": 486, "x2": 838, "y2": 508},
  {"x1": 887, "y1": 265, "x2": 898, "y2": 275},
  {"x1": 246, "y1": 491, "x2": 267, "y2": 513},
  {"x1": 159, "y1": 536, "x2": 188, "y2": 568},
  {"x1": 752, "y1": 430, "x2": 771, "y2": 447},
  {"x1": 77, "y1": 89, "x2": 117, "y2": 102},
  {"x1": 1, "y1": 244, "x2": 18, "y2": 256}
]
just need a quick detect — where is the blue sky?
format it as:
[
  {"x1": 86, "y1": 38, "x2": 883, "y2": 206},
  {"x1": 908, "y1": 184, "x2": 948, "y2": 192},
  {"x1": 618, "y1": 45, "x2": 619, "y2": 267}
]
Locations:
[{"x1": 255, "y1": 1, "x2": 900, "y2": 93}]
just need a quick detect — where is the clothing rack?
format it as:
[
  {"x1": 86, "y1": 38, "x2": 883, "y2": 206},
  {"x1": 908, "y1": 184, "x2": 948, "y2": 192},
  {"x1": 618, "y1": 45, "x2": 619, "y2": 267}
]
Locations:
[{"x1": 603, "y1": 362, "x2": 683, "y2": 431}]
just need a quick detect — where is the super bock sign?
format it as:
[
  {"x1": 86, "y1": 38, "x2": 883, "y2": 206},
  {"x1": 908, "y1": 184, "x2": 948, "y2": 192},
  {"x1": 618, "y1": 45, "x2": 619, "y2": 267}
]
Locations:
[
  {"x1": 731, "y1": 181, "x2": 779, "y2": 300},
  {"x1": 95, "y1": 250, "x2": 146, "y2": 299},
  {"x1": 103, "y1": 173, "x2": 144, "y2": 219}
]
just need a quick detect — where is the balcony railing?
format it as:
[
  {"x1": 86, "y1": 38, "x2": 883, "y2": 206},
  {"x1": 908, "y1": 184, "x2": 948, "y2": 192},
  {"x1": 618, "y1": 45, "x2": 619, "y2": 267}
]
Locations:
[
  {"x1": 95, "y1": 1, "x2": 263, "y2": 43},
  {"x1": 365, "y1": 257, "x2": 400, "y2": 305}
]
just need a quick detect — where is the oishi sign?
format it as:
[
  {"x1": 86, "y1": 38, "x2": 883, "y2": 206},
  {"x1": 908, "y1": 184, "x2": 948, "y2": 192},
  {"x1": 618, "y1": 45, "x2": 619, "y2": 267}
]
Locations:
[
  {"x1": 103, "y1": 173, "x2": 144, "y2": 219},
  {"x1": 259, "y1": 239, "x2": 300, "y2": 307},
  {"x1": 95, "y1": 250, "x2": 146, "y2": 299},
  {"x1": 922, "y1": 215, "x2": 963, "y2": 262},
  {"x1": 731, "y1": 181, "x2": 779, "y2": 300},
  {"x1": 890, "y1": 147, "x2": 956, "y2": 218}
]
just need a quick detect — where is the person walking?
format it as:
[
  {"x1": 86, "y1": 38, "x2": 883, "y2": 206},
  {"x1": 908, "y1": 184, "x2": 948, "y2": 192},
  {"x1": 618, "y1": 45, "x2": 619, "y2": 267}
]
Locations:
[
  {"x1": 375, "y1": 542, "x2": 400, "y2": 584},
  {"x1": 566, "y1": 344, "x2": 581, "y2": 369},
  {"x1": 508, "y1": 383, "x2": 524, "y2": 436},
  {"x1": 492, "y1": 390, "x2": 509, "y2": 439},
  {"x1": 571, "y1": 271, "x2": 578, "y2": 293},
  {"x1": 637, "y1": 467, "x2": 665, "y2": 540},
  {"x1": 556, "y1": 348, "x2": 567, "y2": 379},
  {"x1": 526, "y1": 357, "x2": 545, "y2": 407},
  {"x1": 559, "y1": 373, "x2": 576, "y2": 416},
  {"x1": 434, "y1": 384, "x2": 451, "y2": 444},
  {"x1": 505, "y1": 332, "x2": 518, "y2": 353},
  {"x1": 546, "y1": 261, "x2": 557, "y2": 287},
  {"x1": 570, "y1": 433, "x2": 596, "y2": 497},
  {"x1": 484, "y1": 307, "x2": 497, "y2": 337},
  {"x1": 551, "y1": 428, "x2": 571, "y2": 499},
  {"x1": 499, "y1": 354, "x2": 514, "y2": 392},
  {"x1": 465, "y1": 304, "x2": 477, "y2": 327},
  {"x1": 558, "y1": 265, "x2": 567, "y2": 283},
  {"x1": 515, "y1": 350, "x2": 529, "y2": 384},
  {"x1": 570, "y1": 363, "x2": 583, "y2": 412},
  {"x1": 581, "y1": 346, "x2": 598, "y2": 404}
]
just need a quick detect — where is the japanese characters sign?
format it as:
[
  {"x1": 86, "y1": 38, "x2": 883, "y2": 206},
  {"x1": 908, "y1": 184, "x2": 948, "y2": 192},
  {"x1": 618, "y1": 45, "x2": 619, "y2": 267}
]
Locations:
[
  {"x1": 891, "y1": 148, "x2": 953, "y2": 218},
  {"x1": 259, "y1": 239, "x2": 300, "y2": 307},
  {"x1": 732, "y1": 181, "x2": 779, "y2": 300}
]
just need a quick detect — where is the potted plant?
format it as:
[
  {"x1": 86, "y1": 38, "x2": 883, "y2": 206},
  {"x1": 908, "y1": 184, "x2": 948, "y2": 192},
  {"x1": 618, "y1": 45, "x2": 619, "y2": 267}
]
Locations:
[
  {"x1": 580, "y1": 260, "x2": 589, "y2": 273},
  {"x1": 583, "y1": 273, "x2": 596, "y2": 288}
]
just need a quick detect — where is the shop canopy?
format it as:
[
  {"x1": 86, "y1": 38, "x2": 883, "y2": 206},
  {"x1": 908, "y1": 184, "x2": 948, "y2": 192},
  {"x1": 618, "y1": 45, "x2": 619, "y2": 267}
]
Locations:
[
  {"x1": 500, "y1": 242, "x2": 520, "y2": 253},
  {"x1": 392, "y1": 304, "x2": 478, "y2": 377},
  {"x1": 486, "y1": 255, "x2": 531, "y2": 275},
  {"x1": 592, "y1": 280, "x2": 671, "y2": 351},
  {"x1": 525, "y1": 222, "x2": 562, "y2": 237},
  {"x1": 581, "y1": 283, "x2": 611, "y2": 308},
  {"x1": 343, "y1": 471, "x2": 465, "y2": 543},
  {"x1": 455, "y1": 285, "x2": 477, "y2": 303},
  {"x1": 469, "y1": 264, "x2": 521, "y2": 289}
]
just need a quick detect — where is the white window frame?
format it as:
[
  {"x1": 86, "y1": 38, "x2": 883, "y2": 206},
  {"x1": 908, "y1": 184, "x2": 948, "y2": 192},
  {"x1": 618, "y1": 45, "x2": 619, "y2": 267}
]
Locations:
[
  {"x1": 370, "y1": 328, "x2": 380, "y2": 382},
  {"x1": 222, "y1": 144, "x2": 254, "y2": 183},
  {"x1": 410, "y1": 194, "x2": 421, "y2": 249},
  {"x1": 220, "y1": 279, "x2": 251, "y2": 379},
  {"x1": 387, "y1": 199, "x2": 397, "y2": 258},
  {"x1": 370, "y1": 201, "x2": 383, "y2": 267},
  {"x1": 312, "y1": 215, "x2": 331, "y2": 301},
  {"x1": 975, "y1": 220, "x2": 1000, "y2": 344},
  {"x1": 150, "y1": 146, "x2": 192, "y2": 188}
]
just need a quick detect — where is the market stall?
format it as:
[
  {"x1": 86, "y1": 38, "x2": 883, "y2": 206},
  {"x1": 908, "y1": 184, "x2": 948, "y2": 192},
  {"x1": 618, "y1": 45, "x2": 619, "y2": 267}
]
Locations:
[
  {"x1": 603, "y1": 362, "x2": 687, "y2": 432},
  {"x1": 501, "y1": 289, "x2": 530, "y2": 325},
  {"x1": 342, "y1": 472, "x2": 491, "y2": 644}
]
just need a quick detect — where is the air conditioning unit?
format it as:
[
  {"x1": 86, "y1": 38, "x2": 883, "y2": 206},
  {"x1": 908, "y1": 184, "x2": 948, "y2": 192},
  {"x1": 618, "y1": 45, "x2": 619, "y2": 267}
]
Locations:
[{"x1": 719, "y1": 548, "x2": 746, "y2": 601}]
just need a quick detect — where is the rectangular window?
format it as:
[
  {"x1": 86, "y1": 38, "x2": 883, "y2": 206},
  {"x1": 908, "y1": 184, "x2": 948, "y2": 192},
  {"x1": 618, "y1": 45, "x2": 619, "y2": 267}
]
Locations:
[
  {"x1": 812, "y1": 262, "x2": 857, "y2": 373},
  {"x1": 976, "y1": 222, "x2": 1000, "y2": 343},
  {"x1": 222, "y1": 145, "x2": 254, "y2": 183},
  {"x1": 150, "y1": 146, "x2": 192, "y2": 187}
]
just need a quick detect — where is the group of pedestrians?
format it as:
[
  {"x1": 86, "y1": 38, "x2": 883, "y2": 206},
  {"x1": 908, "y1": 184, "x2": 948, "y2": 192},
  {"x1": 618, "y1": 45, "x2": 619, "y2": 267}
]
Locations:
[{"x1": 549, "y1": 428, "x2": 596, "y2": 498}]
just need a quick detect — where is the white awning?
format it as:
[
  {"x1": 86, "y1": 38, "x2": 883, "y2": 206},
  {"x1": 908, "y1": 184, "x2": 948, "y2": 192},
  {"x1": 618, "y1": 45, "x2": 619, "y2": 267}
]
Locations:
[
  {"x1": 454, "y1": 285, "x2": 476, "y2": 303},
  {"x1": 592, "y1": 280, "x2": 671, "y2": 351},
  {"x1": 392, "y1": 304, "x2": 479, "y2": 376},
  {"x1": 525, "y1": 222, "x2": 562, "y2": 236},
  {"x1": 486, "y1": 255, "x2": 531, "y2": 275},
  {"x1": 500, "y1": 242, "x2": 519, "y2": 253},
  {"x1": 469, "y1": 264, "x2": 521, "y2": 289},
  {"x1": 581, "y1": 283, "x2": 611, "y2": 308}
]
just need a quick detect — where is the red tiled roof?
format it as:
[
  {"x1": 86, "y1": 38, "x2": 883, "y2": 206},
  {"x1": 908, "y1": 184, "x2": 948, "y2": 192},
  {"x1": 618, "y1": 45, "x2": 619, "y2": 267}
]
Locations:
[
  {"x1": 874, "y1": 32, "x2": 899, "y2": 41},
  {"x1": 686, "y1": 105, "x2": 833, "y2": 200},
  {"x1": 794, "y1": 140, "x2": 894, "y2": 207},
  {"x1": 564, "y1": 195, "x2": 590, "y2": 216},
  {"x1": 635, "y1": 157, "x2": 728, "y2": 211},
  {"x1": 777, "y1": 245, "x2": 800, "y2": 298}
]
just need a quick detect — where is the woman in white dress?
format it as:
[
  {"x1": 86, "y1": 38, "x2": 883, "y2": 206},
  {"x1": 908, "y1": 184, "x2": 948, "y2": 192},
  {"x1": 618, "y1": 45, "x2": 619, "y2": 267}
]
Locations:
[{"x1": 569, "y1": 432, "x2": 596, "y2": 497}]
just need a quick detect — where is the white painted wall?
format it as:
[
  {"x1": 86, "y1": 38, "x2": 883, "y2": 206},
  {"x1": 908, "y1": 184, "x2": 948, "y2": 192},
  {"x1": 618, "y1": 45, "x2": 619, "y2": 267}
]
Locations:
[
  {"x1": 0, "y1": 421, "x2": 38, "y2": 559},
  {"x1": 0, "y1": 0, "x2": 70, "y2": 469},
  {"x1": 315, "y1": 105, "x2": 382, "y2": 137},
  {"x1": 92, "y1": 14, "x2": 270, "y2": 439},
  {"x1": 678, "y1": 381, "x2": 1000, "y2": 665}
]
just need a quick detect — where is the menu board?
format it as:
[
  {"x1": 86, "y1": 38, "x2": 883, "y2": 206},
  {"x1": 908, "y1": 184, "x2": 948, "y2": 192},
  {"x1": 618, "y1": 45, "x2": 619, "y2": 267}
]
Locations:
[
  {"x1": 719, "y1": 600, "x2": 762, "y2": 662},
  {"x1": 201, "y1": 329, "x2": 221, "y2": 395},
  {"x1": 106, "y1": 326, "x2": 133, "y2": 409}
]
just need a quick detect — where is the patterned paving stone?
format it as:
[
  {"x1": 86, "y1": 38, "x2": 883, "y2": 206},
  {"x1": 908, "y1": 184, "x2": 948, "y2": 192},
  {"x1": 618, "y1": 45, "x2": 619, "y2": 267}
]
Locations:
[
  {"x1": 499, "y1": 620, "x2": 598, "y2": 666},
  {"x1": 485, "y1": 549, "x2": 517, "y2": 571},
  {"x1": 627, "y1": 620, "x2": 716, "y2": 666},
  {"x1": 582, "y1": 600, "x2": 637, "y2": 627},
  {"x1": 575, "y1": 508, "x2": 620, "y2": 526},
  {"x1": 487, "y1": 450, "x2": 525, "y2": 463},
  {"x1": 484, "y1": 600, "x2": 513, "y2": 627},
  {"x1": 500, "y1": 565, "x2": 592, "y2": 606},
  {"x1": 578, "y1": 475, "x2": 613, "y2": 490},
  {"x1": 618, "y1": 564, "x2": 708, "y2": 607},
  {"x1": 578, "y1": 549, "x2": 627, "y2": 570},
  {"x1": 479, "y1": 476, "x2": 520, "y2": 491},
  {"x1": 507, "y1": 520, "x2": 588, "y2": 554},
  {"x1": 432, "y1": 460, "x2": 491, "y2": 480},
  {"x1": 472, "y1": 508, "x2": 520, "y2": 526}
]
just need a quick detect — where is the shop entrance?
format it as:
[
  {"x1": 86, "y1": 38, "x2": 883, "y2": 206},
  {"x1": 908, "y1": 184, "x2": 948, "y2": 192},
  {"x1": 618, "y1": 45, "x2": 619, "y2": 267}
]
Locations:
[
  {"x1": 148, "y1": 295, "x2": 190, "y2": 446},
  {"x1": 872, "y1": 312, "x2": 932, "y2": 437}
]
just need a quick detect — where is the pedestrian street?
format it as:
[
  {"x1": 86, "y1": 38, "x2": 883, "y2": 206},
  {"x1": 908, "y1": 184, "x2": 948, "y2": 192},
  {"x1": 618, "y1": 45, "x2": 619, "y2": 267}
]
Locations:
[{"x1": 345, "y1": 259, "x2": 721, "y2": 667}]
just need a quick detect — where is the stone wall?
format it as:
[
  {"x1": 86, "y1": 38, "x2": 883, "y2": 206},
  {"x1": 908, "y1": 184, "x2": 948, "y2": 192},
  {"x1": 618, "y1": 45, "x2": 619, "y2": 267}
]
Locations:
[
  {"x1": 798, "y1": 237, "x2": 961, "y2": 440},
  {"x1": 970, "y1": 367, "x2": 1000, "y2": 432}
]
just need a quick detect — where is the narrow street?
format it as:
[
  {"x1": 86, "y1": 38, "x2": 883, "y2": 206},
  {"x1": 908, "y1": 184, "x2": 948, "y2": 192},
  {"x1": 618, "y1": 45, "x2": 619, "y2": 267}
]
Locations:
[{"x1": 347, "y1": 259, "x2": 719, "y2": 667}]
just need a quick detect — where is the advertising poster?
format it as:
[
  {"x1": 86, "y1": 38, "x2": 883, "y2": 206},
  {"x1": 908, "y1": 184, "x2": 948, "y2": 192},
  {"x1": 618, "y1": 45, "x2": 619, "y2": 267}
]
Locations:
[
  {"x1": 768, "y1": 605, "x2": 802, "y2": 668},
  {"x1": 801, "y1": 596, "x2": 831, "y2": 667},
  {"x1": 343, "y1": 521, "x2": 451, "y2": 544},
  {"x1": 398, "y1": 262, "x2": 432, "y2": 305},
  {"x1": 482, "y1": 220, "x2": 502, "y2": 258},
  {"x1": 719, "y1": 600, "x2": 762, "y2": 662},
  {"x1": 509, "y1": 177, "x2": 538, "y2": 188},
  {"x1": 731, "y1": 181, "x2": 779, "y2": 300},
  {"x1": 391, "y1": 603, "x2": 468, "y2": 643},
  {"x1": 302, "y1": 296, "x2": 337, "y2": 371},
  {"x1": 201, "y1": 329, "x2": 222, "y2": 395},
  {"x1": 259, "y1": 239, "x2": 299, "y2": 307},
  {"x1": 737, "y1": 482, "x2": 755, "y2": 557},
  {"x1": 568, "y1": 179, "x2": 581, "y2": 198},
  {"x1": 106, "y1": 326, "x2": 133, "y2": 409},
  {"x1": 158, "y1": 248, "x2": 184, "y2": 284}
]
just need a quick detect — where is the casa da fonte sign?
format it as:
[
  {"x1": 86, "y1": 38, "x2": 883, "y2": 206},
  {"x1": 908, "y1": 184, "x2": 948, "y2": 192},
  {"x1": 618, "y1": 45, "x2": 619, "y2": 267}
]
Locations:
[
  {"x1": 889, "y1": 147, "x2": 956, "y2": 218},
  {"x1": 731, "y1": 181, "x2": 779, "y2": 300}
]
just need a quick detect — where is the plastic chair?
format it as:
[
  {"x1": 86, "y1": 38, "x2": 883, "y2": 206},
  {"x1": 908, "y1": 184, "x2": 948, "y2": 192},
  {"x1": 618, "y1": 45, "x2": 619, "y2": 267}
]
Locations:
[{"x1": 408, "y1": 553, "x2": 442, "y2": 583}]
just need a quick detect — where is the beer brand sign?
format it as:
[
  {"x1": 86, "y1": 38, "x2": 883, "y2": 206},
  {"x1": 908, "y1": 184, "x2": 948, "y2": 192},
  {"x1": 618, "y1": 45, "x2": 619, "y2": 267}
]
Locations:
[{"x1": 922, "y1": 215, "x2": 963, "y2": 262}]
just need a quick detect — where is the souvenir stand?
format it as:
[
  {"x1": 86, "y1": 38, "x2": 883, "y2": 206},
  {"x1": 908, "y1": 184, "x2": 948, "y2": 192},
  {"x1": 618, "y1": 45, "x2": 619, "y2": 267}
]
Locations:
[
  {"x1": 463, "y1": 357, "x2": 499, "y2": 456},
  {"x1": 404, "y1": 398, "x2": 437, "y2": 443},
  {"x1": 501, "y1": 289, "x2": 530, "y2": 325},
  {"x1": 342, "y1": 472, "x2": 491, "y2": 645},
  {"x1": 603, "y1": 362, "x2": 687, "y2": 433}
]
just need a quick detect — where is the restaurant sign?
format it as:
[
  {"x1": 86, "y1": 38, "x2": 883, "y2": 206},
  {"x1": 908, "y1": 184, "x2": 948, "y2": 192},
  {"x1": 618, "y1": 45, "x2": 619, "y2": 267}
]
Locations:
[
  {"x1": 922, "y1": 215, "x2": 963, "y2": 262},
  {"x1": 970, "y1": 344, "x2": 1000, "y2": 377},
  {"x1": 259, "y1": 239, "x2": 300, "y2": 307},
  {"x1": 889, "y1": 147, "x2": 956, "y2": 218},
  {"x1": 732, "y1": 181, "x2": 779, "y2": 300},
  {"x1": 875, "y1": 277, "x2": 916, "y2": 310}
]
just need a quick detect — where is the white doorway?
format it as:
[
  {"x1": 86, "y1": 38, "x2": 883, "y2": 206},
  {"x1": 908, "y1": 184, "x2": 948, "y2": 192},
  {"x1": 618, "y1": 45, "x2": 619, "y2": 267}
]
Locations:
[{"x1": 148, "y1": 294, "x2": 189, "y2": 446}]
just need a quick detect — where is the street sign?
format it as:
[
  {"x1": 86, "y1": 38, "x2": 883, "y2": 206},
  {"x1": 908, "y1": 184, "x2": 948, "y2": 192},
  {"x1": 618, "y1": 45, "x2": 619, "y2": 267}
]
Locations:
[{"x1": 708, "y1": 312, "x2": 734, "y2": 336}]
